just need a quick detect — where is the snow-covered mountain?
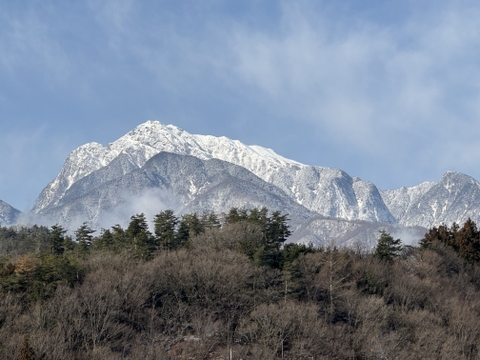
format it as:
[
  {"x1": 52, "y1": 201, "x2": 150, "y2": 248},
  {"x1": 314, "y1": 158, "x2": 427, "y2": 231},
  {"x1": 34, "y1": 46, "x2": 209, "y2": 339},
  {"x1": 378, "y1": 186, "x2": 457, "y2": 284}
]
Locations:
[
  {"x1": 383, "y1": 171, "x2": 480, "y2": 228},
  {"x1": 33, "y1": 121, "x2": 304, "y2": 212},
  {"x1": 0, "y1": 200, "x2": 21, "y2": 226},
  {"x1": 33, "y1": 121, "x2": 395, "y2": 225},
  {"x1": 31, "y1": 120, "x2": 480, "y2": 246},
  {"x1": 381, "y1": 181, "x2": 435, "y2": 222}
]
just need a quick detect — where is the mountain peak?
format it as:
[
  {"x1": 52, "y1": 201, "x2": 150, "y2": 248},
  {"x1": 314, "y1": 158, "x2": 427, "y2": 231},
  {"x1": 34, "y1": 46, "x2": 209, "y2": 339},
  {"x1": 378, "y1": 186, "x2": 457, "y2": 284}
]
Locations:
[
  {"x1": 440, "y1": 171, "x2": 478, "y2": 189},
  {"x1": 441, "y1": 170, "x2": 474, "y2": 180},
  {"x1": 33, "y1": 121, "x2": 305, "y2": 213}
]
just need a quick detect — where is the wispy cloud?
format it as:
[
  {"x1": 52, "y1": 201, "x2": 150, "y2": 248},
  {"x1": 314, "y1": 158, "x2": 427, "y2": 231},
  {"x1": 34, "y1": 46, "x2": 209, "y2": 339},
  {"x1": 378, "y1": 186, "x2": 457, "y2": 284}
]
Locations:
[{"x1": 230, "y1": 1, "x2": 480, "y2": 174}]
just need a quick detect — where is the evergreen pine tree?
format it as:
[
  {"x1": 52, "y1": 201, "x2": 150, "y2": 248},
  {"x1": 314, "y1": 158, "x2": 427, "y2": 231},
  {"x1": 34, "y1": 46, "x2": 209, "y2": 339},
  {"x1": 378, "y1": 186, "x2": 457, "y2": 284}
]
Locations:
[
  {"x1": 92, "y1": 228, "x2": 115, "y2": 251},
  {"x1": 49, "y1": 224, "x2": 67, "y2": 255},
  {"x1": 201, "y1": 210, "x2": 221, "y2": 230},
  {"x1": 254, "y1": 209, "x2": 292, "y2": 268},
  {"x1": 266, "y1": 210, "x2": 291, "y2": 249},
  {"x1": 176, "y1": 212, "x2": 204, "y2": 247},
  {"x1": 224, "y1": 207, "x2": 240, "y2": 224},
  {"x1": 154, "y1": 210, "x2": 178, "y2": 250},
  {"x1": 75, "y1": 222, "x2": 95, "y2": 257},
  {"x1": 375, "y1": 230, "x2": 402, "y2": 262},
  {"x1": 248, "y1": 206, "x2": 268, "y2": 227},
  {"x1": 455, "y1": 218, "x2": 480, "y2": 263},
  {"x1": 111, "y1": 224, "x2": 127, "y2": 252},
  {"x1": 126, "y1": 214, "x2": 156, "y2": 259},
  {"x1": 420, "y1": 225, "x2": 440, "y2": 249}
]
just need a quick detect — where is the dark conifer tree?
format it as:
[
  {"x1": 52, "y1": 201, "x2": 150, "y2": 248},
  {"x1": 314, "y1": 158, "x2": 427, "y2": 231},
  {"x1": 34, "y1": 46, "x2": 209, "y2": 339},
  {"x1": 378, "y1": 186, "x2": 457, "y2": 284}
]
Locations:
[
  {"x1": 176, "y1": 212, "x2": 204, "y2": 247},
  {"x1": 110, "y1": 224, "x2": 127, "y2": 252},
  {"x1": 248, "y1": 206, "x2": 268, "y2": 227},
  {"x1": 374, "y1": 230, "x2": 402, "y2": 262},
  {"x1": 92, "y1": 228, "x2": 115, "y2": 251},
  {"x1": 154, "y1": 210, "x2": 178, "y2": 250},
  {"x1": 266, "y1": 210, "x2": 291, "y2": 249},
  {"x1": 420, "y1": 226, "x2": 439, "y2": 249},
  {"x1": 75, "y1": 222, "x2": 95, "y2": 257},
  {"x1": 201, "y1": 210, "x2": 221, "y2": 230},
  {"x1": 455, "y1": 218, "x2": 480, "y2": 263},
  {"x1": 49, "y1": 224, "x2": 67, "y2": 255},
  {"x1": 224, "y1": 207, "x2": 242, "y2": 224},
  {"x1": 126, "y1": 213, "x2": 156, "y2": 259}
]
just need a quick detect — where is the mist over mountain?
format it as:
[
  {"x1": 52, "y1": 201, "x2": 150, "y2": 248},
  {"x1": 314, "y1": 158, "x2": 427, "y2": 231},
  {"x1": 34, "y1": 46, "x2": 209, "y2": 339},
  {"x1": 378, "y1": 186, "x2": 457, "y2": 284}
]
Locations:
[{"x1": 22, "y1": 121, "x2": 480, "y2": 247}]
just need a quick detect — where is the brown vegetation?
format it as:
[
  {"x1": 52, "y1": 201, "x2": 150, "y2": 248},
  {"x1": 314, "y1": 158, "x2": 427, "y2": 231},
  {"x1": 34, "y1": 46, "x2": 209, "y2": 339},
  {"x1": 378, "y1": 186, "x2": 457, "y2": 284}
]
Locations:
[{"x1": 2, "y1": 212, "x2": 480, "y2": 359}]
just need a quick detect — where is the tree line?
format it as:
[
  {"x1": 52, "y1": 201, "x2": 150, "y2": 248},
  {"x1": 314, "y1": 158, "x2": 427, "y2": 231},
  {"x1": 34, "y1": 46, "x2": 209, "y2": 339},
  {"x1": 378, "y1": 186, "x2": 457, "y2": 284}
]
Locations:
[{"x1": 2, "y1": 210, "x2": 480, "y2": 358}]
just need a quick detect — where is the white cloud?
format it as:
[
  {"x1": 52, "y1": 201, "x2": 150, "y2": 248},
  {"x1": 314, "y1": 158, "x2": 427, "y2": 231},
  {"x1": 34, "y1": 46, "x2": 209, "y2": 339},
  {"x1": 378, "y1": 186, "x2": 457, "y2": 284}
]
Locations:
[{"x1": 230, "y1": 1, "x2": 480, "y2": 167}]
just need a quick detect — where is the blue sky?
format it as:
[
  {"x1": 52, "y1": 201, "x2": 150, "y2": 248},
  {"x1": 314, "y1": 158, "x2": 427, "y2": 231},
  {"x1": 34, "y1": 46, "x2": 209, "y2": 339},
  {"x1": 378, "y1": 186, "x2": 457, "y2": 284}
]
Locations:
[{"x1": 2, "y1": 0, "x2": 480, "y2": 211}]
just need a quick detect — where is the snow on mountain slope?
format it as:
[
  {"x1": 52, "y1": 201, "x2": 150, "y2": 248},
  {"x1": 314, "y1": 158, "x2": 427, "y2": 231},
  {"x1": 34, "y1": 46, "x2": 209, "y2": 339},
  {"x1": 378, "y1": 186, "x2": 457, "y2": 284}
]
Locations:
[
  {"x1": 289, "y1": 215, "x2": 426, "y2": 250},
  {"x1": 38, "y1": 152, "x2": 313, "y2": 230},
  {"x1": 0, "y1": 200, "x2": 22, "y2": 226},
  {"x1": 33, "y1": 121, "x2": 395, "y2": 224},
  {"x1": 381, "y1": 181, "x2": 435, "y2": 222},
  {"x1": 353, "y1": 178, "x2": 396, "y2": 223},
  {"x1": 27, "y1": 120, "x2": 480, "y2": 244},
  {"x1": 396, "y1": 171, "x2": 480, "y2": 228},
  {"x1": 380, "y1": 171, "x2": 480, "y2": 229}
]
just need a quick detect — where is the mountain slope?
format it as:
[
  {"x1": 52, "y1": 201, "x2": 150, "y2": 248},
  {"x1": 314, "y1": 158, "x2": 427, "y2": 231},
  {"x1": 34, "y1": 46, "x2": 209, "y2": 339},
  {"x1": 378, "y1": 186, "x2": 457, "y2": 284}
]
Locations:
[
  {"x1": 0, "y1": 200, "x2": 22, "y2": 226},
  {"x1": 289, "y1": 215, "x2": 426, "y2": 249},
  {"x1": 38, "y1": 152, "x2": 313, "y2": 229},
  {"x1": 392, "y1": 172, "x2": 480, "y2": 228},
  {"x1": 381, "y1": 181, "x2": 435, "y2": 222},
  {"x1": 33, "y1": 121, "x2": 304, "y2": 212}
]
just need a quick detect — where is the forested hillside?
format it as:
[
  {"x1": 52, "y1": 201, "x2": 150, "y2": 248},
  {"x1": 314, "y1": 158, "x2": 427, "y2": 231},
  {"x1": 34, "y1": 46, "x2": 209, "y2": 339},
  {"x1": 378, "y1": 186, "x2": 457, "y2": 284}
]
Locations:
[{"x1": 2, "y1": 208, "x2": 480, "y2": 359}]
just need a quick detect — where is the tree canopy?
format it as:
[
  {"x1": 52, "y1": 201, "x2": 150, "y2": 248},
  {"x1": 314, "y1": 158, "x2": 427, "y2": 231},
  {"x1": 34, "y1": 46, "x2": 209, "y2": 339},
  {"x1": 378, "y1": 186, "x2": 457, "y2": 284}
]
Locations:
[{"x1": 374, "y1": 230, "x2": 402, "y2": 262}]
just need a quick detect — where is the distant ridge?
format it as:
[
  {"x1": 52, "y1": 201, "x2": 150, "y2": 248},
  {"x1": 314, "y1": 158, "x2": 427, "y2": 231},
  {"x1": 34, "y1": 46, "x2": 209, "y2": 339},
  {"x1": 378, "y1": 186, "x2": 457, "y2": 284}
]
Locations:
[
  {"x1": 0, "y1": 200, "x2": 21, "y2": 226},
  {"x1": 382, "y1": 171, "x2": 480, "y2": 228}
]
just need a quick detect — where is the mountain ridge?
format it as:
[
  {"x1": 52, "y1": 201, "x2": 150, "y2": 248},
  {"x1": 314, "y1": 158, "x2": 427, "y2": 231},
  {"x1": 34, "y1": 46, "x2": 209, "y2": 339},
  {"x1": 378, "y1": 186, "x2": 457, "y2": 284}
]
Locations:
[{"x1": 24, "y1": 120, "x2": 480, "y2": 247}]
